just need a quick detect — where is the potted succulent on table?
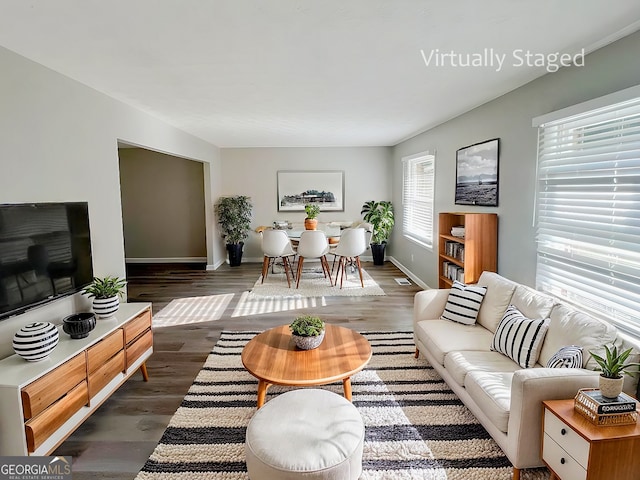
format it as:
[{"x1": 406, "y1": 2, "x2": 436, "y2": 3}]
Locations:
[
  {"x1": 361, "y1": 200, "x2": 395, "y2": 265},
  {"x1": 589, "y1": 344, "x2": 640, "y2": 399},
  {"x1": 82, "y1": 276, "x2": 127, "y2": 318},
  {"x1": 304, "y1": 203, "x2": 320, "y2": 230},
  {"x1": 289, "y1": 315, "x2": 325, "y2": 350},
  {"x1": 215, "y1": 195, "x2": 253, "y2": 266}
]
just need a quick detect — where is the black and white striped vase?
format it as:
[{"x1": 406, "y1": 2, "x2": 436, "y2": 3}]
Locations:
[
  {"x1": 92, "y1": 296, "x2": 120, "y2": 318},
  {"x1": 13, "y1": 322, "x2": 60, "y2": 361}
]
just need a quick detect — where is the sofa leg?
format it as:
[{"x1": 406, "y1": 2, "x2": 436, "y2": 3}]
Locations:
[
  {"x1": 414, "y1": 348, "x2": 419, "y2": 359},
  {"x1": 512, "y1": 467, "x2": 520, "y2": 480}
]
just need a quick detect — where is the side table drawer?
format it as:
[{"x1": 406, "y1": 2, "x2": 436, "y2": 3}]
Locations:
[
  {"x1": 543, "y1": 433, "x2": 587, "y2": 480},
  {"x1": 544, "y1": 409, "x2": 589, "y2": 468}
]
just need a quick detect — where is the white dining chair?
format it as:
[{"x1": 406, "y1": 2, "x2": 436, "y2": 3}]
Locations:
[
  {"x1": 295, "y1": 230, "x2": 333, "y2": 288},
  {"x1": 330, "y1": 228, "x2": 367, "y2": 288},
  {"x1": 260, "y1": 229, "x2": 297, "y2": 288}
]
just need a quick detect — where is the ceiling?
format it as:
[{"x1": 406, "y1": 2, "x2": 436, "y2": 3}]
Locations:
[{"x1": 1, "y1": 1, "x2": 640, "y2": 148}]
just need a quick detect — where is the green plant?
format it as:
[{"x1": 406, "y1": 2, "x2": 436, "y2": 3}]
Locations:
[
  {"x1": 82, "y1": 276, "x2": 127, "y2": 299},
  {"x1": 215, "y1": 195, "x2": 253, "y2": 244},
  {"x1": 588, "y1": 344, "x2": 640, "y2": 379},
  {"x1": 289, "y1": 315, "x2": 325, "y2": 337},
  {"x1": 304, "y1": 203, "x2": 320, "y2": 219},
  {"x1": 361, "y1": 200, "x2": 395, "y2": 244}
]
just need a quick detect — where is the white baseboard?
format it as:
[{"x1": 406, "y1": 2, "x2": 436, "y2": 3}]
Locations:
[
  {"x1": 126, "y1": 257, "x2": 208, "y2": 264},
  {"x1": 387, "y1": 256, "x2": 430, "y2": 290}
]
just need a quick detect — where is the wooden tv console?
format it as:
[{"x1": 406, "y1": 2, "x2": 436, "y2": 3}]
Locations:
[{"x1": 0, "y1": 302, "x2": 153, "y2": 456}]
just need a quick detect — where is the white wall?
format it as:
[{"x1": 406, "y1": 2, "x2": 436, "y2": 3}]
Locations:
[
  {"x1": 391, "y1": 30, "x2": 640, "y2": 289},
  {"x1": 0, "y1": 46, "x2": 222, "y2": 358},
  {"x1": 220, "y1": 147, "x2": 392, "y2": 260}
]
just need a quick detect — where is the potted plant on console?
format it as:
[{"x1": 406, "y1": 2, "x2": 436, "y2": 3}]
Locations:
[
  {"x1": 289, "y1": 314, "x2": 325, "y2": 350},
  {"x1": 361, "y1": 200, "x2": 394, "y2": 265},
  {"x1": 215, "y1": 195, "x2": 253, "y2": 266},
  {"x1": 589, "y1": 344, "x2": 640, "y2": 399},
  {"x1": 82, "y1": 276, "x2": 127, "y2": 319},
  {"x1": 304, "y1": 203, "x2": 320, "y2": 230}
]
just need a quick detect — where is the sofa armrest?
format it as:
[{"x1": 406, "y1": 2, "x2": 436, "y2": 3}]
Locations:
[
  {"x1": 413, "y1": 289, "x2": 450, "y2": 327},
  {"x1": 507, "y1": 368, "x2": 599, "y2": 468}
]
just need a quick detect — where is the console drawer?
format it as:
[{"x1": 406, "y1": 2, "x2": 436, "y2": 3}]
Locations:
[
  {"x1": 126, "y1": 329, "x2": 152, "y2": 370},
  {"x1": 87, "y1": 329, "x2": 124, "y2": 374},
  {"x1": 88, "y1": 350, "x2": 125, "y2": 398},
  {"x1": 25, "y1": 380, "x2": 89, "y2": 452},
  {"x1": 21, "y1": 353, "x2": 86, "y2": 420},
  {"x1": 123, "y1": 309, "x2": 151, "y2": 344}
]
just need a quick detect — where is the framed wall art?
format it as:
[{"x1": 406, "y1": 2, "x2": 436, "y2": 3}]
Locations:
[
  {"x1": 277, "y1": 170, "x2": 344, "y2": 212},
  {"x1": 455, "y1": 138, "x2": 499, "y2": 207}
]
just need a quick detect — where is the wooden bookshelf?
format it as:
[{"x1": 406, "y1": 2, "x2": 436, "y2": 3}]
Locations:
[{"x1": 438, "y1": 212, "x2": 497, "y2": 288}]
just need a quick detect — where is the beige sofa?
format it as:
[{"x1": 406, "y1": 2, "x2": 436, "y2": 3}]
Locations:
[{"x1": 413, "y1": 271, "x2": 640, "y2": 479}]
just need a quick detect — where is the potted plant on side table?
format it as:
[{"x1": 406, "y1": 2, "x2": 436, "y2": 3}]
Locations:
[
  {"x1": 215, "y1": 195, "x2": 253, "y2": 266},
  {"x1": 82, "y1": 276, "x2": 127, "y2": 318},
  {"x1": 589, "y1": 344, "x2": 640, "y2": 399},
  {"x1": 361, "y1": 200, "x2": 395, "y2": 265},
  {"x1": 304, "y1": 203, "x2": 320, "y2": 230},
  {"x1": 289, "y1": 315, "x2": 325, "y2": 350}
]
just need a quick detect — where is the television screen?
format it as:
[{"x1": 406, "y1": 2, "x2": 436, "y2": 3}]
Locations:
[{"x1": 0, "y1": 202, "x2": 93, "y2": 320}]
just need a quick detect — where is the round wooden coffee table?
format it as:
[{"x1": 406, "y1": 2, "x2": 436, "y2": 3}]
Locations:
[{"x1": 241, "y1": 324, "x2": 372, "y2": 408}]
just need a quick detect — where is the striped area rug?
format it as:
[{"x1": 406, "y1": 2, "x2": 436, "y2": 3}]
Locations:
[{"x1": 135, "y1": 331, "x2": 548, "y2": 480}]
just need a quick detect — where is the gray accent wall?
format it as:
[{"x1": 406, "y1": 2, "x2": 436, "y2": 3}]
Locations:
[{"x1": 391, "y1": 30, "x2": 640, "y2": 289}]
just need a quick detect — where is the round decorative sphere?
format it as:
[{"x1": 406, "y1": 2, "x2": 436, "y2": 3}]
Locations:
[
  {"x1": 292, "y1": 330, "x2": 325, "y2": 350},
  {"x1": 13, "y1": 322, "x2": 59, "y2": 361},
  {"x1": 62, "y1": 312, "x2": 97, "y2": 339},
  {"x1": 92, "y1": 296, "x2": 120, "y2": 318}
]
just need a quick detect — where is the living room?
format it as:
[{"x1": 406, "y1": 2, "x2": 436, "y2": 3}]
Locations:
[{"x1": 1, "y1": 2, "x2": 640, "y2": 479}]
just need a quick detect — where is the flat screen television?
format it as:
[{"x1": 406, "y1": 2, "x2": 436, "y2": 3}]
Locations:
[{"x1": 0, "y1": 202, "x2": 93, "y2": 320}]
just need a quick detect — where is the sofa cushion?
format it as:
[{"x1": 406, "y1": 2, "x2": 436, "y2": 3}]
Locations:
[
  {"x1": 538, "y1": 303, "x2": 618, "y2": 369},
  {"x1": 444, "y1": 350, "x2": 522, "y2": 387},
  {"x1": 491, "y1": 305, "x2": 550, "y2": 368},
  {"x1": 546, "y1": 345, "x2": 583, "y2": 369},
  {"x1": 510, "y1": 285, "x2": 556, "y2": 320},
  {"x1": 464, "y1": 371, "x2": 513, "y2": 433},
  {"x1": 441, "y1": 281, "x2": 487, "y2": 325},
  {"x1": 476, "y1": 272, "x2": 518, "y2": 333},
  {"x1": 414, "y1": 319, "x2": 494, "y2": 366}
]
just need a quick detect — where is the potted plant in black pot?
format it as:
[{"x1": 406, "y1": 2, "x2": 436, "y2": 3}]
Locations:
[
  {"x1": 215, "y1": 195, "x2": 253, "y2": 267},
  {"x1": 361, "y1": 200, "x2": 394, "y2": 266}
]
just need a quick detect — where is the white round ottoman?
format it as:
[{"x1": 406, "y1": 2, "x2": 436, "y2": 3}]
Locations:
[{"x1": 245, "y1": 389, "x2": 365, "y2": 480}]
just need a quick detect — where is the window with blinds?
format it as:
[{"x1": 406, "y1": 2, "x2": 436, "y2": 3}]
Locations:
[
  {"x1": 535, "y1": 96, "x2": 640, "y2": 338},
  {"x1": 402, "y1": 153, "x2": 435, "y2": 248}
]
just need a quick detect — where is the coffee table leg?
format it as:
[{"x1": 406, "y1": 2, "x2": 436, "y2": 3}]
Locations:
[
  {"x1": 343, "y1": 378, "x2": 352, "y2": 402},
  {"x1": 257, "y1": 380, "x2": 271, "y2": 408}
]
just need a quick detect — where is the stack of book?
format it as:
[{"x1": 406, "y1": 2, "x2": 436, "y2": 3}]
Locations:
[{"x1": 574, "y1": 388, "x2": 638, "y2": 426}]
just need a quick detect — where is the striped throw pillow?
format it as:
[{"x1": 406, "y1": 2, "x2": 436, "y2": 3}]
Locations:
[
  {"x1": 491, "y1": 305, "x2": 550, "y2": 368},
  {"x1": 546, "y1": 345, "x2": 583, "y2": 369},
  {"x1": 441, "y1": 281, "x2": 487, "y2": 325}
]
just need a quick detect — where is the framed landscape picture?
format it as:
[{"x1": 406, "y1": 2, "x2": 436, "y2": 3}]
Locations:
[
  {"x1": 277, "y1": 170, "x2": 344, "y2": 212},
  {"x1": 455, "y1": 138, "x2": 499, "y2": 207}
]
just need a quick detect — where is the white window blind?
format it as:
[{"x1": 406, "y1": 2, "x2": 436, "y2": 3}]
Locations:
[
  {"x1": 535, "y1": 96, "x2": 640, "y2": 338},
  {"x1": 402, "y1": 153, "x2": 435, "y2": 248}
]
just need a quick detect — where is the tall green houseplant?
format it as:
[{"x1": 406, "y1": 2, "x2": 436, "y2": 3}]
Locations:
[
  {"x1": 215, "y1": 195, "x2": 253, "y2": 266},
  {"x1": 361, "y1": 200, "x2": 394, "y2": 265}
]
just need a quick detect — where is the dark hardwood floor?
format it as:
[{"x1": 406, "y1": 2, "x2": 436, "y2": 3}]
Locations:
[{"x1": 53, "y1": 261, "x2": 422, "y2": 479}]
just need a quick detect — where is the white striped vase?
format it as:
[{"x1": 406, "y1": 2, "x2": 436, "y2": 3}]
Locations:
[
  {"x1": 92, "y1": 296, "x2": 120, "y2": 318},
  {"x1": 13, "y1": 322, "x2": 60, "y2": 361}
]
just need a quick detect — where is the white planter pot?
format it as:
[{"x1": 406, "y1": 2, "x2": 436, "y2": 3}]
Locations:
[
  {"x1": 13, "y1": 322, "x2": 60, "y2": 361},
  {"x1": 599, "y1": 375, "x2": 624, "y2": 399},
  {"x1": 92, "y1": 296, "x2": 120, "y2": 319}
]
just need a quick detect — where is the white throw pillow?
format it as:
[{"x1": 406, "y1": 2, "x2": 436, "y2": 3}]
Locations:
[
  {"x1": 546, "y1": 345, "x2": 583, "y2": 369},
  {"x1": 441, "y1": 281, "x2": 488, "y2": 325},
  {"x1": 491, "y1": 305, "x2": 550, "y2": 368}
]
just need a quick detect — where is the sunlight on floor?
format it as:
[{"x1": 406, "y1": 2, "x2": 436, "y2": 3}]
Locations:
[
  {"x1": 152, "y1": 293, "x2": 234, "y2": 327},
  {"x1": 231, "y1": 290, "x2": 328, "y2": 317}
]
